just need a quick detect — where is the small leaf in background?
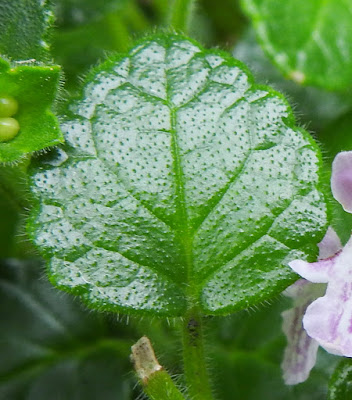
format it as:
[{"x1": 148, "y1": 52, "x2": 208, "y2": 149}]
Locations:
[
  {"x1": 0, "y1": 259, "x2": 133, "y2": 400},
  {"x1": 0, "y1": 58, "x2": 63, "y2": 163},
  {"x1": 328, "y1": 359, "x2": 352, "y2": 400},
  {"x1": 241, "y1": 0, "x2": 352, "y2": 91},
  {"x1": 29, "y1": 34, "x2": 327, "y2": 317},
  {"x1": 0, "y1": 0, "x2": 54, "y2": 61}
]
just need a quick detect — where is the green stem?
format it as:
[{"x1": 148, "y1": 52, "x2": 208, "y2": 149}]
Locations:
[
  {"x1": 182, "y1": 308, "x2": 214, "y2": 400},
  {"x1": 168, "y1": 0, "x2": 197, "y2": 33},
  {"x1": 144, "y1": 370, "x2": 186, "y2": 400}
]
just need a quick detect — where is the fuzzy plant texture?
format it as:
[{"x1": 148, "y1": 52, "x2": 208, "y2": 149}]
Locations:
[{"x1": 2, "y1": 1, "x2": 352, "y2": 400}]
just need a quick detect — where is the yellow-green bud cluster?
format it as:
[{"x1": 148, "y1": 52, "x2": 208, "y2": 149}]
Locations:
[{"x1": 0, "y1": 96, "x2": 20, "y2": 142}]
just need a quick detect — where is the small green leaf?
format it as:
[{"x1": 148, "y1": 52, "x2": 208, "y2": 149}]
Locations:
[
  {"x1": 0, "y1": 0, "x2": 54, "y2": 61},
  {"x1": 29, "y1": 34, "x2": 327, "y2": 316},
  {"x1": 328, "y1": 359, "x2": 352, "y2": 400},
  {"x1": 241, "y1": 0, "x2": 352, "y2": 90},
  {"x1": 0, "y1": 58, "x2": 63, "y2": 162},
  {"x1": 0, "y1": 259, "x2": 133, "y2": 400}
]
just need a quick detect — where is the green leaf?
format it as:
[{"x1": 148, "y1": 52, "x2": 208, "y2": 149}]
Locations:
[
  {"x1": 0, "y1": 58, "x2": 63, "y2": 163},
  {"x1": 328, "y1": 359, "x2": 352, "y2": 400},
  {"x1": 0, "y1": 259, "x2": 133, "y2": 400},
  {"x1": 0, "y1": 0, "x2": 54, "y2": 61},
  {"x1": 241, "y1": 0, "x2": 352, "y2": 91},
  {"x1": 28, "y1": 34, "x2": 328, "y2": 316}
]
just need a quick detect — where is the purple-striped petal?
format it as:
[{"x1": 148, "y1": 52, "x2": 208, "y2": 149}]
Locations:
[
  {"x1": 281, "y1": 280, "x2": 325, "y2": 384},
  {"x1": 282, "y1": 228, "x2": 342, "y2": 384}
]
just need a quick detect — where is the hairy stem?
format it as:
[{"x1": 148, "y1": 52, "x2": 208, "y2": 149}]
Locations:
[
  {"x1": 168, "y1": 0, "x2": 197, "y2": 33},
  {"x1": 182, "y1": 308, "x2": 214, "y2": 400}
]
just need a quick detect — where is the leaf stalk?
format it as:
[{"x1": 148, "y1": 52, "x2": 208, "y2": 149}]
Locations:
[{"x1": 182, "y1": 308, "x2": 214, "y2": 400}]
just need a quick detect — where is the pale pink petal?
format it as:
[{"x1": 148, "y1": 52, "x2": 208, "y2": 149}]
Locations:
[
  {"x1": 331, "y1": 151, "x2": 352, "y2": 213},
  {"x1": 282, "y1": 229, "x2": 343, "y2": 385},
  {"x1": 302, "y1": 236, "x2": 352, "y2": 357},
  {"x1": 318, "y1": 227, "x2": 342, "y2": 260},
  {"x1": 289, "y1": 258, "x2": 337, "y2": 283}
]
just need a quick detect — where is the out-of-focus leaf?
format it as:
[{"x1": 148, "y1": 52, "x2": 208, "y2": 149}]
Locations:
[
  {"x1": 54, "y1": 0, "x2": 129, "y2": 27},
  {"x1": 211, "y1": 298, "x2": 338, "y2": 400},
  {"x1": 328, "y1": 359, "x2": 352, "y2": 400},
  {"x1": 0, "y1": 259, "x2": 133, "y2": 400},
  {"x1": 52, "y1": 14, "x2": 131, "y2": 92},
  {"x1": 233, "y1": 30, "x2": 352, "y2": 132},
  {"x1": 0, "y1": 0, "x2": 54, "y2": 61},
  {"x1": 241, "y1": 0, "x2": 352, "y2": 91},
  {"x1": 199, "y1": 0, "x2": 246, "y2": 46},
  {"x1": 0, "y1": 159, "x2": 31, "y2": 257},
  {"x1": 0, "y1": 193, "x2": 18, "y2": 257},
  {"x1": 52, "y1": 0, "x2": 149, "y2": 92},
  {"x1": 320, "y1": 112, "x2": 352, "y2": 161},
  {"x1": 29, "y1": 34, "x2": 328, "y2": 317}
]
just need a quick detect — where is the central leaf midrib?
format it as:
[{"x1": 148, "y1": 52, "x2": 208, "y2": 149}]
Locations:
[{"x1": 166, "y1": 74, "x2": 195, "y2": 305}]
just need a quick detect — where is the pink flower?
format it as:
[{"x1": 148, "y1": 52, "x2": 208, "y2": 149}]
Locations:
[
  {"x1": 282, "y1": 228, "x2": 341, "y2": 384},
  {"x1": 282, "y1": 150, "x2": 352, "y2": 384}
]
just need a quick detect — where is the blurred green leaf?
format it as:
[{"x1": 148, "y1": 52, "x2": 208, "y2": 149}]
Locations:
[
  {"x1": 241, "y1": 0, "x2": 352, "y2": 91},
  {"x1": 52, "y1": 0, "x2": 149, "y2": 92},
  {"x1": 0, "y1": 0, "x2": 54, "y2": 61},
  {"x1": 233, "y1": 29, "x2": 352, "y2": 132},
  {"x1": 0, "y1": 159, "x2": 31, "y2": 257},
  {"x1": 320, "y1": 112, "x2": 352, "y2": 161},
  {"x1": 54, "y1": 0, "x2": 129, "y2": 27},
  {"x1": 28, "y1": 34, "x2": 327, "y2": 317},
  {"x1": 328, "y1": 359, "x2": 352, "y2": 400},
  {"x1": 199, "y1": 0, "x2": 246, "y2": 46},
  {"x1": 0, "y1": 259, "x2": 133, "y2": 400},
  {"x1": 211, "y1": 299, "x2": 338, "y2": 400}
]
